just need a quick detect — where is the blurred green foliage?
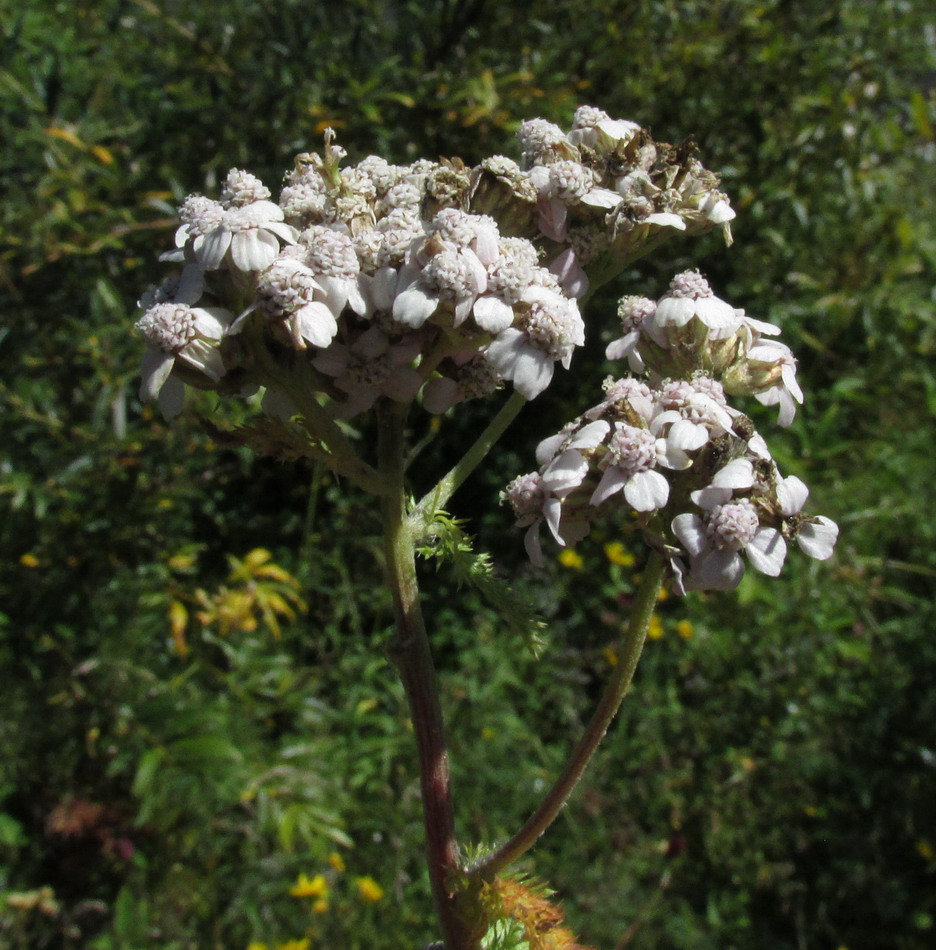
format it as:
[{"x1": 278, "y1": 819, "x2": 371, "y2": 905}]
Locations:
[{"x1": 2, "y1": 0, "x2": 934, "y2": 947}]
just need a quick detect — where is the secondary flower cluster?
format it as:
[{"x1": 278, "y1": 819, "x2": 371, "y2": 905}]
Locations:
[
  {"x1": 503, "y1": 372, "x2": 837, "y2": 592},
  {"x1": 607, "y1": 271, "x2": 803, "y2": 426},
  {"x1": 133, "y1": 107, "x2": 733, "y2": 422}
]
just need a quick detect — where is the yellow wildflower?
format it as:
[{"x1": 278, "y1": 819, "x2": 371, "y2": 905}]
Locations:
[
  {"x1": 19, "y1": 553, "x2": 40, "y2": 568},
  {"x1": 558, "y1": 549, "x2": 584, "y2": 570},
  {"x1": 676, "y1": 619, "x2": 694, "y2": 639},
  {"x1": 656, "y1": 586, "x2": 669, "y2": 602},
  {"x1": 603, "y1": 542, "x2": 635, "y2": 567},
  {"x1": 247, "y1": 944, "x2": 268, "y2": 950},
  {"x1": 603, "y1": 645, "x2": 618, "y2": 667},
  {"x1": 355, "y1": 876, "x2": 384, "y2": 902},
  {"x1": 276, "y1": 940, "x2": 310, "y2": 950},
  {"x1": 327, "y1": 851, "x2": 345, "y2": 873},
  {"x1": 313, "y1": 898, "x2": 329, "y2": 914},
  {"x1": 289, "y1": 874, "x2": 328, "y2": 899},
  {"x1": 647, "y1": 616, "x2": 664, "y2": 640}
]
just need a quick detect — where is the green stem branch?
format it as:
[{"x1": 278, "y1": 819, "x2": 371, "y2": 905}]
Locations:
[
  {"x1": 470, "y1": 551, "x2": 665, "y2": 880},
  {"x1": 411, "y1": 391, "x2": 527, "y2": 535}
]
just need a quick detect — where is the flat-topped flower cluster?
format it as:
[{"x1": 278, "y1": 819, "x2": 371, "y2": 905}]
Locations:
[
  {"x1": 132, "y1": 104, "x2": 836, "y2": 592},
  {"x1": 134, "y1": 106, "x2": 734, "y2": 420}
]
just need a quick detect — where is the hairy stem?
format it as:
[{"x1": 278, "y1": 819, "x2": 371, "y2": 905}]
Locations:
[
  {"x1": 377, "y1": 402, "x2": 480, "y2": 950},
  {"x1": 470, "y1": 551, "x2": 665, "y2": 879}
]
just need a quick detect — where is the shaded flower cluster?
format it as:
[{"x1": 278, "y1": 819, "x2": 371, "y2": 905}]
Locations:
[{"x1": 134, "y1": 110, "x2": 732, "y2": 421}]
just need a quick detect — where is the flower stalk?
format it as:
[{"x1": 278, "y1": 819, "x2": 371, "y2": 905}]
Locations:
[
  {"x1": 411, "y1": 391, "x2": 527, "y2": 536},
  {"x1": 470, "y1": 550, "x2": 665, "y2": 880},
  {"x1": 377, "y1": 402, "x2": 480, "y2": 950}
]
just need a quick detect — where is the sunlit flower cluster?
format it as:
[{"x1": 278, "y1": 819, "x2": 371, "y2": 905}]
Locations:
[
  {"x1": 134, "y1": 109, "x2": 732, "y2": 420},
  {"x1": 503, "y1": 362, "x2": 837, "y2": 592},
  {"x1": 606, "y1": 271, "x2": 804, "y2": 426}
]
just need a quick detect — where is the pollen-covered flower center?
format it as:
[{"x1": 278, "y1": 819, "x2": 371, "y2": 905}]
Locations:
[
  {"x1": 136, "y1": 303, "x2": 197, "y2": 353},
  {"x1": 520, "y1": 300, "x2": 575, "y2": 356},
  {"x1": 422, "y1": 250, "x2": 477, "y2": 298},
  {"x1": 503, "y1": 472, "x2": 545, "y2": 523},
  {"x1": 302, "y1": 227, "x2": 360, "y2": 278},
  {"x1": 706, "y1": 499, "x2": 759, "y2": 550},
  {"x1": 179, "y1": 196, "x2": 223, "y2": 235},
  {"x1": 220, "y1": 169, "x2": 271, "y2": 208},
  {"x1": 606, "y1": 425, "x2": 656, "y2": 476},
  {"x1": 257, "y1": 260, "x2": 317, "y2": 315},
  {"x1": 549, "y1": 161, "x2": 596, "y2": 201},
  {"x1": 617, "y1": 295, "x2": 656, "y2": 332},
  {"x1": 669, "y1": 269, "x2": 712, "y2": 298}
]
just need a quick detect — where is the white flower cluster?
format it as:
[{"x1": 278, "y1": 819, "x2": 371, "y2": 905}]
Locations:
[
  {"x1": 502, "y1": 373, "x2": 838, "y2": 591},
  {"x1": 134, "y1": 109, "x2": 732, "y2": 421},
  {"x1": 606, "y1": 271, "x2": 804, "y2": 426}
]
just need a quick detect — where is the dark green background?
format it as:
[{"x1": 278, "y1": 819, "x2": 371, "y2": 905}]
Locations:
[{"x1": 2, "y1": 1, "x2": 934, "y2": 947}]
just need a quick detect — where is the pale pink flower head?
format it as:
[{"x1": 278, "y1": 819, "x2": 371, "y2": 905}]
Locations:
[
  {"x1": 484, "y1": 273, "x2": 584, "y2": 400},
  {"x1": 645, "y1": 270, "x2": 742, "y2": 344},
  {"x1": 590, "y1": 422, "x2": 669, "y2": 511},
  {"x1": 136, "y1": 301, "x2": 233, "y2": 420},
  {"x1": 672, "y1": 494, "x2": 787, "y2": 591}
]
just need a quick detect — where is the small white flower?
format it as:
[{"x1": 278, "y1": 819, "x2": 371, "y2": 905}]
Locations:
[
  {"x1": 777, "y1": 475, "x2": 839, "y2": 559},
  {"x1": 672, "y1": 496, "x2": 787, "y2": 591},
  {"x1": 606, "y1": 295, "x2": 656, "y2": 371},
  {"x1": 646, "y1": 270, "x2": 742, "y2": 341},
  {"x1": 135, "y1": 301, "x2": 233, "y2": 420},
  {"x1": 300, "y1": 226, "x2": 368, "y2": 317},
  {"x1": 483, "y1": 275, "x2": 584, "y2": 399},
  {"x1": 201, "y1": 203, "x2": 298, "y2": 272},
  {"x1": 748, "y1": 340, "x2": 804, "y2": 427},
  {"x1": 393, "y1": 244, "x2": 488, "y2": 329},
  {"x1": 172, "y1": 173, "x2": 297, "y2": 272},
  {"x1": 590, "y1": 422, "x2": 669, "y2": 511},
  {"x1": 567, "y1": 106, "x2": 641, "y2": 153},
  {"x1": 238, "y1": 257, "x2": 338, "y2": 350}
]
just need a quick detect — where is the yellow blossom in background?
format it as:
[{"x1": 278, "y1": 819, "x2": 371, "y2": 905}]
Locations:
[
  {"x1": 603, "y1": 541, "x2": 635, "y2": 567},
  {"x1": 247, "y1": 943, "x2": 268, "y2": 950},
  {"x1": 603, "y1": 645, "x2": 618, "y2": 666},
  {"x1": 355, "y1": 876, "x2": 384, "y2": 902},
  {"x1": 647, "y1": 616, "x2": 664, "y2": 640},
  {"x1": 327, "y1": 851, "x2": 345, "y2": 873},
  {"x1": 917, "y1": 839, "x2": 934, "y2": 861},
  {"x1": 289, "y1": 873, "x2": 328, "y2": 899},
  {"x1": 276, "y1": 940, "x2": 310, "y2": 950},
  {"x1": 20, "y1": 553, "x2": 40, "y2": 567},
  {"x1": 656, "y1": 586, "x2": 669, "y2": 602},
  {"x1": 312, "y1": 898, "x2": 329, "y2": 914},
  {"x1": 676, "y1": 619, "x2": 694, "y2": 639},
  {"x1": 558, "y1": 548, "x2": 584, "y2": 570}
]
